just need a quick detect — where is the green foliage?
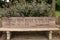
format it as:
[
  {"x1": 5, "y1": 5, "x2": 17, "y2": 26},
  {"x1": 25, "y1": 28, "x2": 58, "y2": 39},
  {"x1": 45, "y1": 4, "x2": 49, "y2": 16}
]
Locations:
[
  {"x1": 56, "y1": 0, "x2": 60, "y2": 6},
  {"x1": 56, "y1": 11, "x2": 60, "y2": 16},
  {"x1": 1, "y1": 0, "x2": 51, "y2": 17}
]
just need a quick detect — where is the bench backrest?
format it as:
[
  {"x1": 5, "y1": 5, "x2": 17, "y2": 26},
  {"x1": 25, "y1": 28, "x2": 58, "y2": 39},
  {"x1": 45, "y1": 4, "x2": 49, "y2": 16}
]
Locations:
[{"x1": 2, "y1": 17, "x2": 56, "y2": 28}]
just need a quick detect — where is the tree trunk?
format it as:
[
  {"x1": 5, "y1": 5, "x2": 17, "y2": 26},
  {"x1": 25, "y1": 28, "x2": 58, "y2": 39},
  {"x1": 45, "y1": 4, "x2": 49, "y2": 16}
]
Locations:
[{"x1": 52, "y1": 0, "x2": 56, "y2": 17}]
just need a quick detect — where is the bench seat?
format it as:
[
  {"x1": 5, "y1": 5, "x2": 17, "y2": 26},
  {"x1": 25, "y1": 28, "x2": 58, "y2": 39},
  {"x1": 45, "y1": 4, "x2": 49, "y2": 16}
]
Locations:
[{"x1": 0, "y1": 28, "x2": 59, "y2": 31}]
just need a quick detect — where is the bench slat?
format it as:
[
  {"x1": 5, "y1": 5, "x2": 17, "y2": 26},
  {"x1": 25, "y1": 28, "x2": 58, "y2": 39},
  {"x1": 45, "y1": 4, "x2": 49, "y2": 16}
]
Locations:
[
  {"x1": 2, "y1": 17, "x2": 56, "y2": 28},
  {"x1": 0, "y1": 28, "x2": 59, "y2": 31},
  {"x1": 1, "y1": 17, "x2": 59, "y2": 32}
]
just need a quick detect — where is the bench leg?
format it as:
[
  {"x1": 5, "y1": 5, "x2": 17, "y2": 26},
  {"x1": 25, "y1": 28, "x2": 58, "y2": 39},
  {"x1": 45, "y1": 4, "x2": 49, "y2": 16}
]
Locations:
[
  {"x1": 49, "y1": 31, "x2": 52, "y2": 40},
  {"x1": 6, "y1": 31, "x2": 10, "y2": 40}
]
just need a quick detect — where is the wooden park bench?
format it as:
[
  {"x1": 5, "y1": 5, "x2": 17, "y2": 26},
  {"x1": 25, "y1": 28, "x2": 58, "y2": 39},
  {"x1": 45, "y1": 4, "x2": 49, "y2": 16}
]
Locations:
[{"x1": 0, "y1": 17, "x2": 59, "y2": 40}]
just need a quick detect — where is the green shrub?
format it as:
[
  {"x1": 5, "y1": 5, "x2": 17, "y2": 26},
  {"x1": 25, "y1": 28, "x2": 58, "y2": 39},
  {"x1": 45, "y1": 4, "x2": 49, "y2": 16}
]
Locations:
[{"x1": 1, "y1": 0, "x2": 51, "y2": 17}]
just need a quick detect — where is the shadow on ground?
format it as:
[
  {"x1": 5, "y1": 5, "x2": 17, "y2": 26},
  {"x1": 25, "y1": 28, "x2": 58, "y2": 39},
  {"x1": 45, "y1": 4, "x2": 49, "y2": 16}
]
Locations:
[{"x1": 0, "y1": 31, "x2": 60, "y2": 40}]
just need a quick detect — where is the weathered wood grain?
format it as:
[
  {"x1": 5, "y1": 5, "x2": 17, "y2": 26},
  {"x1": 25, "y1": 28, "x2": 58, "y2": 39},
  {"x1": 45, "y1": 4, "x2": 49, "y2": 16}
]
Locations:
[
  {"x1": 0, "y1": 28, "x2": 59, "y2": 31},
  {"x1": 0, "y1": 17, "x2": 59, "y2": 40},
  {"x1": 2, "y1": 17, "x2": 56, "y2": 28}
]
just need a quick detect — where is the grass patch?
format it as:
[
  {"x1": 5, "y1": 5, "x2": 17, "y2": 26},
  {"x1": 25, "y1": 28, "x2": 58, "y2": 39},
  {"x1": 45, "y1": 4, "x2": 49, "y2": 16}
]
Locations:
[{"x1": 56, "y1": 11, "x2": 60, "y2": 16}]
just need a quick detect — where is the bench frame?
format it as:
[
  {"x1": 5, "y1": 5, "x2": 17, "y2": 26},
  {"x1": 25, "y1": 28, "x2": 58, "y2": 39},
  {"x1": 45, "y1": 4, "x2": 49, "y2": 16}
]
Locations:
[
  {"x1": 6, "y1": 31, "x2": 52, "y2": 40},
  {"x1": 0, "y1": 17, "x2": 59, "y2": 40},
  {"x1": 0, "y1": 28, "x2": 58, "y2": 40}
]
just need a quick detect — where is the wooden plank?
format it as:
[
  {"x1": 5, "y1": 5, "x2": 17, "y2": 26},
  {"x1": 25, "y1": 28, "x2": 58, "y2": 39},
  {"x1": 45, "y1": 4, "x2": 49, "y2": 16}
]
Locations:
[
  {"x1": 2, "y1": 17, "x2": 56, "y2": 28},
  {"x1": 0, "y1": 28, "x2": 59, "y2": 31}
]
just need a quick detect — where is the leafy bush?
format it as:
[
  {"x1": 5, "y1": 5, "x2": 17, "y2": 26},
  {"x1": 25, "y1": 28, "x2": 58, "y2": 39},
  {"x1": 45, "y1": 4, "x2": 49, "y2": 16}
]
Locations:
[
  {"x1": 1, "y1": 0, "x2": 51, "y2": 17},
  {"x1": 56, "y1": 0, "x2": 60, "y2": 6}
]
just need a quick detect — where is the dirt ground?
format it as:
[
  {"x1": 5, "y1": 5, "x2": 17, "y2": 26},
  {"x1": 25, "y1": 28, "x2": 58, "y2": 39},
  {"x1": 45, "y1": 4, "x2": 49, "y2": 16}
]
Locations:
[
  {"x1": 11, "y1": 32, "x2": 60, "y2": 40},
  {"x1": 0, "y1": 32, "x2": 60, "y2": 40},
  {"x1": 11, "y1": 35, "x2": 60, "y2": 40}
]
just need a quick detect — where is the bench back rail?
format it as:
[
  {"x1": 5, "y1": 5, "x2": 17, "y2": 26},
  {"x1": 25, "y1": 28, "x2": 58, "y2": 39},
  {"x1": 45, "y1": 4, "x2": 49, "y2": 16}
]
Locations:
[{"x1": 1, "y1": 17, "x2": 56, "y2": 28}]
